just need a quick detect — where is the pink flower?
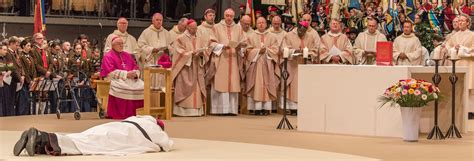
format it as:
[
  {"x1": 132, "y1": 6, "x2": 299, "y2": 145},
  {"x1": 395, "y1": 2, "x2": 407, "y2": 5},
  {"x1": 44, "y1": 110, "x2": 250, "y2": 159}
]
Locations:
[
  {"x1": 385, "y1": 90, "x2": 390, "y2": 95},
  {"x1": 402, "y1": 89, "x2": 408, "y2": 95},
  {"x1": 414, "y1": 90, "x2": 421, "y2": 96}
]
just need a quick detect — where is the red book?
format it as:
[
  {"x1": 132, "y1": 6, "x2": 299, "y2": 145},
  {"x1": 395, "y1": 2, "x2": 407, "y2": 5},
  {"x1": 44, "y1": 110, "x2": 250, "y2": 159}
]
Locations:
[{"x1": 376, "y1": 42, "x2": 393, "y2": 66}]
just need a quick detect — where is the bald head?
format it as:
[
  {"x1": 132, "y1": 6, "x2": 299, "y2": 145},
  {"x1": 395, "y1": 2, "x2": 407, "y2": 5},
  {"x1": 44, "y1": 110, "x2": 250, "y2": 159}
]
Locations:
[
  {"x1": 224, "y1": 8, "x2": 235, "y2": 25},
  {"x1": 256, "y1": 17, "x2": 267, "y2": 32},
  {"x1": 117, "y1": 18, "x2": 128, "y2": 33},
  {"x1": 240, "y1": 15, "x2": 251, "y2": 23},
  {"x1": 153, "y1": 13, "x2": 163, "y2": 19},
  {"x1": 111, "y1": 37, "x2": 124, "y2": 52},
  {"x1": 240, "y1": 15, "x2": 252, "y2": 31},
  {"x1": 224, "y1": 8, "x2": 235, "y2": 16},
  {"x1": 271, "y1": 16, "x2": 282, "y2": 30},
  {"x1": 152, "y1": 13, "x2": 163, "y2": 29}
]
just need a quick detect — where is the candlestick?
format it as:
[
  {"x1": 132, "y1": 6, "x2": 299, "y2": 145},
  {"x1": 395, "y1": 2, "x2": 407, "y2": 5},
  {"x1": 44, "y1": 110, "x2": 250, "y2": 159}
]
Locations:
[
  {"x1": 450, "y1": 51, "x2": 458, "y2": 60},
  {"x1": 303, "y1": 47, "x2": 309, "y2": 58},
  {"x1": 283, "y1": 48, "x2": 289, "y2": 58}
]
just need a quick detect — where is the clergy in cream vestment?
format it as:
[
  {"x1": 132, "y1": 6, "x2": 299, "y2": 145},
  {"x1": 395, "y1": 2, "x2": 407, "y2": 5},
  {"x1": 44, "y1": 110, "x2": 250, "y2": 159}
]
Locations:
[
  {"x1": 137, "y1": 13, "x2": 171, "y2": 90},
  {"x1": 245, "y1": 17, "x2": 279, "y2": 115},
  {"x1": 353, "y1": 18, "x2": 387, "y2": 65},
  {"x1": 207, "y1": 9, "x2": 247, "y2": 115},
  {"x1": 171, "y1": 20, "x2": 209, "y2": 116},
  {"x1": 104, "y1": 18, "x2": 139, "y2": 59},
  {"x1": 280, "y1": 21, "x2": 320, "y2": 110},
  {"x1": 320, "y1": 19, "x2": 354, "y2": 64},
  {"x1": 445, "y1": 14, "x2": 474, "y2": 112},
  {"x1": 393, "y1": 21, "x2": 423, "y2": 66}
]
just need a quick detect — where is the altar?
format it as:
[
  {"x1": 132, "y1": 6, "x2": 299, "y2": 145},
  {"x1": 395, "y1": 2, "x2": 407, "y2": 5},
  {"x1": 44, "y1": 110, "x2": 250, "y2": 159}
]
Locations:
[{"x1": 297, "y1": 65, "x2": 470, "y2": 138}]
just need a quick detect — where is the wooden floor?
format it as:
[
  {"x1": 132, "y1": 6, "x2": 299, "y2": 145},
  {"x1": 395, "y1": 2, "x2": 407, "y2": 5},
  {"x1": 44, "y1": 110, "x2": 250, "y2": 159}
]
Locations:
[{"x1": 0, "y1": 113, "x2": 473, "y2": 161}]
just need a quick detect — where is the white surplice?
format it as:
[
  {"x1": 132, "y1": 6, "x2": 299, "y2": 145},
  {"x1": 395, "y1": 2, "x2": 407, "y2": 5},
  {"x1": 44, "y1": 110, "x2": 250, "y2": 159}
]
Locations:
[{"x1": 56, "y1": 116, "x2": 173, "y2": 156}]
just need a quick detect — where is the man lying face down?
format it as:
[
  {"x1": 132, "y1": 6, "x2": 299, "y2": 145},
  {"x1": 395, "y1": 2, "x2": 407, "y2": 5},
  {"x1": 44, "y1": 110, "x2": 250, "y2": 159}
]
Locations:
[{"x1": 13, "y1": 115, "x2": 173, "y2": 156}]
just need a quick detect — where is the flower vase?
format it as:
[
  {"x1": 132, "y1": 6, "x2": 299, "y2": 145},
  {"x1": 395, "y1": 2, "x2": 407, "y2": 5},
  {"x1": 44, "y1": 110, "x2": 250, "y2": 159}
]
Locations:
[{"x1": 400, "y1": 107, "x2": 422, "y2": 142}]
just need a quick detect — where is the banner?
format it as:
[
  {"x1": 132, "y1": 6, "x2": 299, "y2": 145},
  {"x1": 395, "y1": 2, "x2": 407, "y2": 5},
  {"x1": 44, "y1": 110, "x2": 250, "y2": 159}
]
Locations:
[
  {"x1": 34, "y1": 0, "x2": 46, "y2": 34},
  {"x1": 405, "y1": 0, "x2": 416, "y2": 22}
]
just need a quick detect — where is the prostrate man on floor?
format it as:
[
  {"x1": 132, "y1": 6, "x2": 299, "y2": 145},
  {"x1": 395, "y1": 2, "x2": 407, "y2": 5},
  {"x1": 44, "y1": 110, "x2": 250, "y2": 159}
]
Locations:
[{"x1": 13, "y1": 115, "x2": 173, "y2": 156}]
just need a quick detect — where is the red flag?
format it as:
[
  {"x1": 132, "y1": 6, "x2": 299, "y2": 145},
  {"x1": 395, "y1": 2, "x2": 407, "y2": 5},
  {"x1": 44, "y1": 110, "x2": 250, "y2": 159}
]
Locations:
[{"x1": 34, "y1": 0, "x2": 46, "y2": 34}]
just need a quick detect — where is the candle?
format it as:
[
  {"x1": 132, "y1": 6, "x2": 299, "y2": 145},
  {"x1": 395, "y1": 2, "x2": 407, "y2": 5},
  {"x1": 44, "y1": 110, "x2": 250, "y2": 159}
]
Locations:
[
  {"x1": 283, "y1": 48, "x2": 289, "y2": 58},
  {"x1": 303, "y1": 47, "x2": 309, "y2": 58},
  {"x1": 450, "y1": 51, "x2": 457, "y2": 59}
]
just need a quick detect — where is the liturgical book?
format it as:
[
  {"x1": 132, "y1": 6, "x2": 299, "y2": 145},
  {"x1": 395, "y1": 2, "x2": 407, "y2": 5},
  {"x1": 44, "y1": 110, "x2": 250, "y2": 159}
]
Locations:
[{"x1": 376, "y1": 42, "x2": 393, "y2": 66}]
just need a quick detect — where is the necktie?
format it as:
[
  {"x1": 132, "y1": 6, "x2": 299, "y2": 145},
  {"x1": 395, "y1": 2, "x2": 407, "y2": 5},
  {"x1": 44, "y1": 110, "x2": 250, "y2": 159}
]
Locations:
[
  {"x1": 82, "y1": 50, "x2": 87, "y2": 59},
  {"x1": 41, "y1": 49, "x2": 48, "y2": 68}
]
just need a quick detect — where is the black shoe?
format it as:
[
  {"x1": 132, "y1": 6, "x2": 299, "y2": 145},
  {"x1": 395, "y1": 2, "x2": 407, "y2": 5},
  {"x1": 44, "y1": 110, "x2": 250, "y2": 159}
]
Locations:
[
  {"x1": 255, "y1": 110, "x2": 261, "y2": 116},
  {"x1": 25, "y1": 128, "x2": 38, "y2": 156},
  {"x1": 13, "y1": 130, "x2": 29, "y2": 156},
  {"x1": 291, "y1": 110, "x2": 298, "y2": 116},
  {"x1": 45, "y1": 133, "x2": 61, "y2": 156},
  {"x1": 263, "y1": 110, "x2": 270, "y2": 116}
]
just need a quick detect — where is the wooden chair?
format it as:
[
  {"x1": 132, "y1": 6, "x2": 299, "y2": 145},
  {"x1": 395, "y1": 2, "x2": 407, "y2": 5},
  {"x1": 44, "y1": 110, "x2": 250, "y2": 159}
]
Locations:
[
  {"x1": 94, "y1": 80, "x2": 110, "y2": 115},
  {"x1": 136, "y1": 67, "x2": 173, "y2": 120}
]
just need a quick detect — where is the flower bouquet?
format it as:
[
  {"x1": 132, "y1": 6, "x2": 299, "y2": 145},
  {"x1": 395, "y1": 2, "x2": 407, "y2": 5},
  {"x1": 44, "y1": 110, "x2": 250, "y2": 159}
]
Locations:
[
  {"x1": 379, "y1": 79, "x2": 439, "y2": 108},
  {"x1": 379, "y1": 79, "x2": 440, "y2": 142}
]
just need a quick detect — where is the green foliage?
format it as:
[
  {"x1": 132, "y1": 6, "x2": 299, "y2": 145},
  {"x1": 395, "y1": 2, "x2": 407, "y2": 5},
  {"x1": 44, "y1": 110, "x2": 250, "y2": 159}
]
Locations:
[{"x1": 415, "y1": 22, "x2": 436, "y2": 53}]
